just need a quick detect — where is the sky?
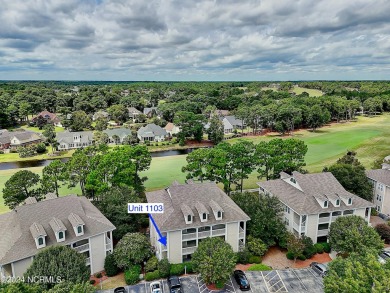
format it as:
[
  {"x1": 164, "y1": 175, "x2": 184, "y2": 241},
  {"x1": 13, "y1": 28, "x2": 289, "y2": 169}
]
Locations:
[{"x1": 0, "y1": 0, "x2": 390, "y2": 81}]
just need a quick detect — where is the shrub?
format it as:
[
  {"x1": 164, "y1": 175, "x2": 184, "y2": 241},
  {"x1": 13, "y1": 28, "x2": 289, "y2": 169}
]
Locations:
[
  {"x1": 247, "y1": 236, "x2": 268, "y2": 257},
  {"x1": 248, "y1": 256, "x2": 262, "y2": 264},
  {"x1": 94, "y1": 272, "x2": 102, "y2": 278},
  {"x1": 303, "y1": 245, "x2": 317, "y2": 259},
  {"x1": 184, "y1": 262, "x2": 193, "y2": 274},
  {"x1": 319, "y1": 242, "x2": 331, "y2": 253},
  {"x1": 371, "y1": 209, "x2": 378, "y2": 216},
  {"x1": 104, "y1": 253, "x2": 119, "y2": 277},
  {"x1": 144, "y1": 141, "x2": 150, "y2": 146},
  {"x1": 145, "y1": 270, "x2": 160, "y2": 281},
  {"x1": 158, "y1": 258, "x2": 171, "y2": 278},
  {"x1": 286, "y1": 252, "x2": 294, "y2": 260},
  {"x1": 170, "y1": 263, "x2": 185, "y2": 276},
  {"x1": 236, "y1": 249, "x2": 252, "y2": 264},
  {"x1": 124, "y1": 265, "x2": 141, "y2": 285},
  {"x1": 36, "y1": 142, "x2": 47, "y2": 154},
  {"x1": 0, "y1": 150, "x2": 4, "y2": 154},
  {"x1": 216, "y1": 280, "x2": 225, "y2": 289},
  {"x1": 89, "y1": 280, "x2": 96, "y2": 285},
  {"x1": 145, "y1": 256, "x2": 159, "y2": 273},
  {"x1": 247, "y1": 264, "x2": 272, "y2": 271},
  {"x1": 375, "y1": 224, "x2": 390, "y2": 244},
  {"x1": 314, "y1": 243, "x2": 324, "y2": 254},
  {"x1": 298, "y1": 254, "x2": 306, "y2": 261}
]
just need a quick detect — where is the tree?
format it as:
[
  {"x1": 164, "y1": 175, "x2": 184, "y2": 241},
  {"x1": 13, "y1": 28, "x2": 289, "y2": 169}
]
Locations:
[
  {"x1": 66, "y1": 149, "x2": 95, "y2": 196},
  {"x1": 19, "y1": 101, "x2": 32, "y2": 122},
  {"x1": 93, "y1": 131, "x2": 109, "y2": 145},
  {"x1": 324, "y1": 252, "x2": 390, "y2": 293},
  {"x1": 113, "y1": 232, "x2": 152, "y2": 269},
  {"x1": 324, "y1": 151, "x2": 373, "y2": 201},
  {"x1": 174, "y1": 111, "x2": 205, "y2": 142},
  {"x1": 35, "y1": 115, "x2": 48, "y2": 129},
  {"x1": 0, "y1": 282, "x2": 41, "y2": 293},
  {"x1": 3, "y1": 170, "x2": 41, "y2": 209},
  {"x1": 122, "y1": 133, "x2": 139, "y2": 145},
  {"x1": 41, "y1": 160, "x2": 67, "y2": 196},
  {"x1": 24, "y1": 246, "x2": 89, "y2": 290},
  {"x1": 276, "y1": 105, "x2": 302, "y2": 135},
  {"x1": 287, "y1": 233, "x2": 305, "y2": 262},
  {"x1": 246, "y1": 236, "x2": 268, "y2": 256},
  {"x1": 328, "y1": 215, "x2": 383, "y2": 256},
  {"x1": 182, "y1": 148, "x2": 211, "y2": 182},
  {"x1": 192, "y1": 237, "x2": 236, "y2": 285},
  {"x1": 69, "y1": 110, "x2": 91, "y2": 131},
  {"x1": 206, "y1": 115, "x2": 224, "y2": 144},
  {"x1": 95, "y1": 117, "x2": 108, "y2": 131},
  {"x1": 230, "y1": 140, "x2": 255, "y2": 192},
  {"x1": 46, "y1": 282, "x2": 96, "y2": 293},
  {"x1": 375, "y1": 224, "x2": 390, "y2": 244},
  {"x1": 93, "y1": 186, "x2": 148, "y2": 240},
  {"x1": 108, "y1": 104, "x2": 128, "y2": 124},
  {"x1": 43, "y1": 124, "x2": 57, "y2": 153},
  {"x1": 307, "y1": 105, "x2": 331, "y2": 131},
  {"x1": 231, "y1": 192, "x2": 287, "y2": 246}
]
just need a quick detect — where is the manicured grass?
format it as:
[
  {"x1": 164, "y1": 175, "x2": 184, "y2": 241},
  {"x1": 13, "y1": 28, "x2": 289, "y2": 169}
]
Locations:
[
  {"x1": 247, "y1": 263, "x2": 272, "y2": 271},
  {"x1": 292, "y1": 87, "x2": 323, "y2": 97},
  {"x1": 20, "y1": 125, "x2": 65, "y2": 133},
  {"x1": 0, "y1": 149, "x2": 75, "y2": 163}
]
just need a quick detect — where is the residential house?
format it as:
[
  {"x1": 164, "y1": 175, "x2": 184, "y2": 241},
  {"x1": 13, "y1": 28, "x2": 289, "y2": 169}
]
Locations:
[
  {"x1": 204, "y1": 115, "x2": 244, "y2": 134},
  {"x1": 32, "y1": 111, "x2": 63, "y2": 127},
  {"x1": 10, "y1": 131, "x2": 43, "y2": 150},
  {"x1": 92, "y1": 111, "x2": 110, "y2": 121},
  {"x1": 164, "y1": 123, "x2": 180, "y2": 136},
  {"x1": 0, "y1": 194, "x2": 115, "y2": 278},
  {"x1": 56, "y1": 130, "x2": 94, "y2": 150},
  {"x1": 366, "y1": 163, "x2": 390, "y2": 214},
  {"x1": 213, "y1": 109, "x2": 230, "y2": 117},
  {"x1": 146, "y1": 181, "x2": 250, "y2": 263},
  {"x1": 128, "y1": 107, "x2": 142, "y2": 122},
  {"x1": 0, "y1": 130, "x2": 11, "y2": 150},
  {"x1": 137, "y1": 123, "x2": 167, "y2": 142},
  {"x1": 143, "y1": 107, "x2": 158, "y2": 118},
  {"x1": 258, "y1": 171, "x2": 373, "y2": 243},
  {"x1": 103, "y1": 128, "x2": 132, "y2": 144}
]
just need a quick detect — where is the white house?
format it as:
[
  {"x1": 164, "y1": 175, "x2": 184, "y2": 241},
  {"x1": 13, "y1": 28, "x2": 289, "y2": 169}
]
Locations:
[
  {"x1": 56, "y1": 130, "x2": 94, "y2": 150},
  {"x1": 137, "y1": 123, "x2": 168, "y2": 142},
  {"x1": 367, "y1": 163, "x2": 390, "y2": 215},
  {"x1": 164, "y1": 123, "x2": 180, "y2": 136}
]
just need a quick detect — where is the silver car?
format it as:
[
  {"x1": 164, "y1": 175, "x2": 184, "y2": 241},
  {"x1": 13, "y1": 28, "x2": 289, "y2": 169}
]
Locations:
[{"x1": 310, "y1": 262, "x2": 328, "y2": 277}]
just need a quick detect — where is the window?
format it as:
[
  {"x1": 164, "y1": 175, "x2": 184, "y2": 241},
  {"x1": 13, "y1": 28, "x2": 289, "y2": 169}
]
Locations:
[
  {"x1": 319, "y1": 213, "x2": 330, "y2": 218},
  {"x1": 284, "y1": 217, "x2": 289, "y2": 226},
  {"x1": 318, "y1": 223, "x2": 329, "y2": 230},
  {"x1": 217, "y1": 211, "x2": 222, "y2": 219},
  {"x1": 77, "y1": 226, "x2": 82, "y2": 234},
  {"x1": 58, "y1": 231, "x2": 64, "y2": 240},
  {"x1": 343, "y1": 210, "x2": 354, "y2": 215},
  {"x1": 187, "y1": 215, "x2": 192, "y2": 222},
  {"x1": 323, "y1": 201, "x2": 328, "y2": 208},
  {"x1": 285, "y1": 206, "x2": 290, "y2": 214},
  {"x1": 332, "y1": 211, "x2": 342, "y2": 216},
  {"x1": 348, "y1": 198, "x2": 352, "y2": 205},
  {"x1": 377, "y1": 194, "x2": 379, "y2": 201},
  {"x1": 335, "y1": 199, "x2": 340, "y2": 206},
  {"x1": 202, "y1": 213, "x2": 207, "y2": 220},
  {"x1": 290, "y1": 178, "x2": 296, "y2": 184},
  {"x1": 38, "y1": 237, "x2": 44, "y2": 246}
]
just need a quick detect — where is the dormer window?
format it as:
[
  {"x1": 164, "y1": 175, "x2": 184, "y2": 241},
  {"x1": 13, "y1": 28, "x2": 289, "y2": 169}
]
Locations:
[
  {"x1": 68, "y1": 213, "x2": 85, "y2": 236},
  {"x1": 187, "y1": 215, "x2": 192, "y2": 223},
  {"x1": 50, "y1": 217, "x2": 67, "y2": 243},
  {"x1": 324, "y1": 201, "x2": 328, "y2": 208},
  {"x1": 348, "y1": 198, "x2": 352, "y2": 205},
  {"x1": 181, "y1": 204, "x2": 194, "y2": 225},
  {"x1": 202, "y1": 213, "x2": 207, "y2": 220},
  {"x1": 217, "y1": 211, "x2": 222, "y2": 219},
  {"x1": 30, "y1": 222, "x2": 47, "y2": 249},
  {"x1": 77, "y1": 226, "x2": 83, "y2": 234},
  {"x1": 38, "y1": 237, "x2": 44, "y2": 246},
  {"x1": 196, "y1": 202, "x2": 209, "y2": 223},
  {"x1": 290, "y1": 178, "x2": 296, "y2": 184},
  {"x1": 209, "y1": 199, "x2": 224, "y2": 221},
  {"x1": 59, "y1": 231, "x2": 64, "y2": 240},
  {"x1": 335, "y1": 199, "x2": 340, "y2": 206}
]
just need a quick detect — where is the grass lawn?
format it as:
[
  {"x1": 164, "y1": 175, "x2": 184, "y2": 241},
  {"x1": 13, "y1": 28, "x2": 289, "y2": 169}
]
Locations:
[
  {"x1": 292, "y1": 87, "x2": 323, "y2": 97},
  {"x1": 20, "y1": 125, "x2": 65, "y2": 133},
  {"x1": 0, "y1": 148, "x2": 75, "y2": 163},
  {"x1": 1, "y1": 114, "x2": 390, "y2": 214}
]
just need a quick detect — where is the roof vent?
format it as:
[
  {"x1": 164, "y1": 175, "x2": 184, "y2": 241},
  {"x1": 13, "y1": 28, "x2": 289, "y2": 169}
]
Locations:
[{"x1": 24, "y1": 197, "x2": 37, "y2": 205}]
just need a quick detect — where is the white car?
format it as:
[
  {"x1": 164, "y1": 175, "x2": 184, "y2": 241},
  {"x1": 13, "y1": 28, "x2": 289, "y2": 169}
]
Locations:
[{"x1": 150, "y1": 281, "x2": 162, "y2": 293}]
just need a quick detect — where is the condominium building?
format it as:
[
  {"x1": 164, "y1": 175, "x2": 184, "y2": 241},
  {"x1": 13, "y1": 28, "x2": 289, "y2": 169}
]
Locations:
[
  {"x1": 258, "y1": 171, "x2": 373, "y2": 243},
  {"x1": 0, "y1": 194, "x2": 115, "y2": 278},
  {"x1": 367, "y1": 165, "x2": 390, "y2": 214},
  {"x1": 146, "y1": 181, "x2": 250, "y2": 263}
]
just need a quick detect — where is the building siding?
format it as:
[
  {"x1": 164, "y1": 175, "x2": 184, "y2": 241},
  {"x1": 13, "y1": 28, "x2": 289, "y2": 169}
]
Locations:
[
  {"x1": 168, "y1": 230, "x2": 182, "y2": 264},
  {"x1": 89, "y1": 233, "x2": 105, "y2": 274},
  {"x1": 12, "y1": 257, "x2": 32, "y2": 277},
  {"x1": 306, "y1": 214, "x2": 318, "y2": 242},
  {"x1": 226, "y1": 222, "x2": 239, "y2": 252}
]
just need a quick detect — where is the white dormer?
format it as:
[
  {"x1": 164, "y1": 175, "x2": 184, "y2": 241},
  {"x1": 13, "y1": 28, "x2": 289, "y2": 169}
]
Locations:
[
  {"x1": 209, "y1": 200, "x2": 224, "y2": 221},
  {"x1": 335, "y1": 199, "x2": 340, "y2": 207},
  {"x1": 68, "y1": 213, "x2": 85, "y2": 237},
  {"x1": 347, "y1": 198, "x2": 353, "y2": 205},
  {"x1": 339, "y1": 194, "x2": 353, "y2": 206},
  {"x1": 280, "y1": 173, "x2": 303, "y2": 191},
  {"x1": 195, "y1": 202, "x2": 209, "y2": 223},
  {"x1": 49, "y1": 217, "x2": 67, "y2": 243},
  {"x1": 30, "y1": 222, "x2": 47, "y2": 249},
  {"x1": 181, "y1": 204, "x2": 194, "y2": 225},
  {"x1": 313, "y1": 194, "x2": 329, "y2": 209}
]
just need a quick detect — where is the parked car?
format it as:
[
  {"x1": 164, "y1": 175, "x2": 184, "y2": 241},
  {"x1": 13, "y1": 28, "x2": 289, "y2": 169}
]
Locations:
[
  {"x1": 167, "y1": 276, "x2": 182, "y2": 293},
  {"x1": 114, "y1": 287, "x2": 127, "y2": 293},
  {"x1": 150, "y1": 281, "x2": 162, "y2": 293},
  {"x1": 233, "y1": 270, "x2": 251, "y2": 291},
  {"x1": 381, "y1": 250, "x2": 390, "y2": 259},
  {"x1": 378, "y1": 254, "x2": 387, "y2": 264},
  {"x1": 310, "y1": 262, "x2": 328, "y2": 277}
]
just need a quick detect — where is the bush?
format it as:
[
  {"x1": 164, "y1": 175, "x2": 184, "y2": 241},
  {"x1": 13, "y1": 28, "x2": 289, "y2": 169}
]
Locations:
[
  {"x1": 36, "y1": 142, "x2": 47, "y2": 154},
  {"x1": 158, "y1": 258, "x2": 171, "y2": 278},
  {"x1": 375, "y1": 224, "x2": 390, "y2": 244},
  {"x1": 298, "y1": 254, "x2": 306, "y2": 261},
  {"x1": 286, "y1": 251, "x2": 294, "y2": 260},
  {"x1": 248, "y1": 256, "x2": 262, "y2": 264},
  {"x1": 90, "y1": 280, "x2": 96, "y2": 285},
  {"x1": 145, "y1": 270, "x2": 160, "y2": 281},
  {"x1": 124, "y1": 265, "x2": 141, "y2": 285},
  {"x1": 247, "y1": 236, "x2": 268, "y2": 257},
  {"x1": 371, "y1": 209, "x2": 378, "y2": 216},
  {"x1": 145, "y1": 256, "x2": 158, "y2": 273},
  {"x1": 170, "y1": 263, "x2": 185, "y2": 276},
  {"x1": 184, "y1": 262, "x2": 193, "y2": 274},
  {"x1": 144, "y1": 141, "x2": 150, "y2": 146},
  {"x1": 0, "y1": 150, "x2": 4, "y2": 154},
  {"x1": 314, "y1": 243, "x2": 324, "y2": 254},
  {"x1": 216, "y1": 280, "x2": 225, "y2": 289},
  {"x1": 104, "y1": 253, "x2": 119, "y2": 277},
  {"x1": 236, "y1": 249, "x2": 252, "y2": 264},
  {"x1": 95, "y1": 272, "x2": 102, "y2": 278},
  {"x1": 247, "y1": 264, "x2": 272, "y2": 271},
  {"x1": 319, "y1": 242, "x2": 331, "y2": 253},
  {"x1": 303, "y1": 245, "x2": 317, "y2": 259}
]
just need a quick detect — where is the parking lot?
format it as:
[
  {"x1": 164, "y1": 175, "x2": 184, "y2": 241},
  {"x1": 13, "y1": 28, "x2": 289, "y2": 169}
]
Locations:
[{"x1": 97, "y1": 268, "x2": 324, "y2": 293}]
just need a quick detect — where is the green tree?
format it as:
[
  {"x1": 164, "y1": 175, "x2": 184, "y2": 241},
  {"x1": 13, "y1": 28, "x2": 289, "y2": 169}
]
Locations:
[
  {"x1": 66, "y1": 149, "x2": 95, "y2": 196},
  {"x1": 0, "y1": 282, "x2": 41, "y2": 293},
  {"x1": 42, "y1": 124, "x2": 57, "y2": 154},
  {"x1": 95, "y1": 117, "x2": 108, "y2": 131},
  {"x1": 231, "y1": 192, "x2": 287, "y2": 246},
  {"x1": 276, "y1": 105, "x2": 302, "y2": 135},
  {"x1": 329, "y1": 215, "x2": 383, "y2": 256},
  {"x1": 19, "y1": 101, "x2": 32, "y2": 122},
  {"x1": 69, "y1": 110, "x2": 91, "y2": 131},
  {"x1": 93, "y1": 186, "x2": 147, "y2": 240},
  {"x1": 93, "y1": 131, "x2": 109, "y2": 145},
  {"x1": 182, "y1": 148, "x2": 211, "y2": 182},
  {"x1": 114, "y1": 232, "x2": 153, "y2": 269},
  {"x1": 46, "y1": 282, "x2": 96, "y2": 293},
  {"x1": 3, "y1": 170, "x2": 41, "y2": 209},
  {"x1": 230, "y1": 140, "x2": 255, "y2": 192},
  {"x1": 174, "y1": 111, "x2": 205, "y2": 142},
  {"x1": 192, "y1": 237, "x2": 236, "y2": 285},
  {"x1": 307, "y1": 104, "x2": 331, "y2": 131},
  {"x1": 246, "y1": 236, "x2": 268, "y2": 256},
  {"x1": 206, "y1": 115, "x2": 224, "y2": 144},
  {"x1": 108, "y1": 104, "x2": 128, "y2": 124},
  {"x1": 24, "y1": 246, "x2": 89, "y2": 290},
  {"x1": 41, "y1": 160, "x2": 67, "y2": 196},
  {"x1": 287, "y1": 233, "x2": 305, "y2": 262}
]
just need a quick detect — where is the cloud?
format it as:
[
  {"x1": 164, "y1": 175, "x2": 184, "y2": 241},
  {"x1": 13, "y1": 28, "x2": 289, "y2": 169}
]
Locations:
[{"x1": 0, "y1": 0, "x2": 389, "y2": 80}]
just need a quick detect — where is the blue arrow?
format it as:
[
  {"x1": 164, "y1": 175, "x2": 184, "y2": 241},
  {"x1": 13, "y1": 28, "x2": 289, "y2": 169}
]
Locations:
[{"x1": 148, "y1": 214, "x2": 167, "y2": 246}]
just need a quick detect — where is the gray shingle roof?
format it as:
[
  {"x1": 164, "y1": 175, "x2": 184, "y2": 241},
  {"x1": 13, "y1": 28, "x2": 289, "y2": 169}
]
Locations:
[
  {"x1": 195, "y1": 202, "x2": 209, "y2": 215},
  {"x1": 29, "y1": 223, "x2": 47, "y2": 239},
  {"x1": 103, "y1": 128, "x2": 132, "y2": 138},
  {"x1": 49, "y1": 217, "x2": 67, "y2": 233},
  {"x1": 56, "y1": 130, "x2": 94, "y2": 144},
  {"x1": 137, "y1": 124, "x2": 167, "y2": 137},
  {"x1": 10, "y1": 131, "x2": 42, "y2": 144},
  {"x1": 209, "y1": 199, "x2": 224, "y2": 213},
  {"x1": 146, "y1": 181, "x2": 250, "y2": 231},
  {"x1": 45, "y1": 193, "x2": 57, "y2": 200},
  {"x1": 0, "y1": 195, "x2": 115, "y2": 265},
  {"x1": 258, "y1": 172, "x2": 374, "y2": 215},
  {"x1": 366, "y1": 169, "x2": 390, "y2": 187},
  {"x1": 128, "y1": 107, "x2": 142, "y2": 115},
  {"x1": 143, "y1": 107, "x2": 157, "y2": 115},
  {"x1": 224, "y1": 116, "x2": 243, "y2": 127},
  {"x1": 68, "y1": 213, "x2": 85, "y2": 227},
  {"x1": 24, "y1": 197, "x2": 37, "y2": 205}
]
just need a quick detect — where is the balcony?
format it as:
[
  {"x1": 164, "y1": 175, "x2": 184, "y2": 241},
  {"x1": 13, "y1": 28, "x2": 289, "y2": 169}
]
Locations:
[
  {"x1": 319, "y1": 217, "x2": 330, "y2": 224},
  {"x1": 105, "y1": 237, "x2": 112, "y2": 251},
  {"x1": 73, "y1": 243, "x2": 89, "y2": 253},
  {"x1": 239, "y1": 227, "x2": 245, "y2": 239},
  {"x1": 182, "y1": 246, "x2": 197, "y2": 255},
  {"x1": 212, "y1": 228, "x2": 226, "y2": 237},
  {"x1": 317, "y1": 229, "x2": 329, "y2": 237},
  {"x1": 198, "y1": 230, "x2": 211, "y2": 238},
  {"x1": 182, "y1": 232, "x2": 197, "y2": 240},
  {"x1": 86, "y1": 257, "x2": 90, "y2": 266}
]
